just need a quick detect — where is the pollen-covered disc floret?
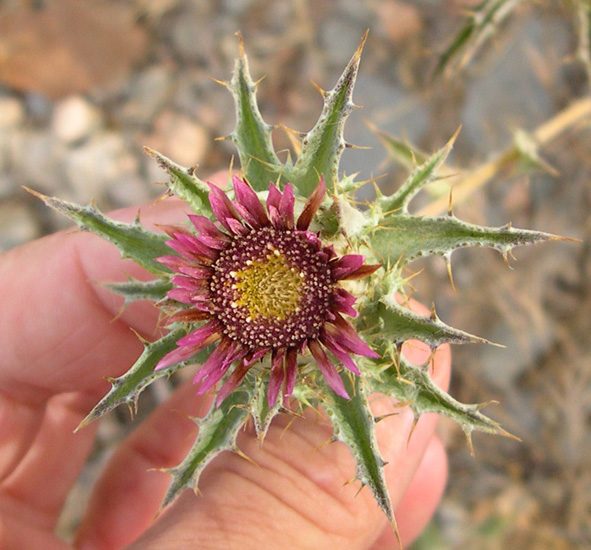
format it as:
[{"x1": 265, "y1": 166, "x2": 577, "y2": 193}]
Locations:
[{"x1": 156, "y1": 175, "x2": 380, "y2": 406}]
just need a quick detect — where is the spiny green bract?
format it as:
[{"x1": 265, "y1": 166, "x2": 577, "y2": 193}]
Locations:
[{"x1": 35, "y1": 32, "x2": 564, "y2": 543}]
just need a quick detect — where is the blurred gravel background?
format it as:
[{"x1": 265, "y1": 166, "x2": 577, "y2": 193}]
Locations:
[{"x1": 1, "y1": 1, "x2": 590, "y2": 548}]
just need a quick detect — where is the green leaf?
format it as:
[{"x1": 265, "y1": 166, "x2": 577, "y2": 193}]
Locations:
[
  {"x1": 575, "y1": 0, "x2": 591, "y2": 86},
  {"x1": 29, "y1": 190, "x2": 172, "y2": 275},
  {"x1": 370, "y1": 356, "x2": 515, "y2": 446},
  {"x1": 370, "y1": 123, "x2": 427, "y2": 170},
  {"x1": 433, "y1": 0, "x2": 525, "y2": 79},
  {"x1": 161, "y1": 388, "x2": 253, "y2": 509},
  {"x1": 321, "y1": 374, "x2": 395, "y2": 527},
  {"x1": 250, "y1": 373, "x2": 283, "y2": 443},
  {"x1": 105, "y1": 277, "x2": 172, "y2": 304},
  {"x1": 374, "y1": 299, "x2": 490, "y2": 348},
  {"x1": 379, "y1": 130, "x2": 457, "y2": 214},
  {"x1": 77, "y1": 326, "x2": 187, "y2": 429},
  {"x1": 286, "y1": 32, "x2": 367, "y2": 196},
  {"x1": 144, "y1": 147, "x2": 212, "y2": 214},
  {"x1": 368, "y1": 213, "x2": 561, "y2": 266},
  {"x1": 228, "y1": 36, "x2": 282, "y2": 191},
  {"x1": 433, "y1": 15, "x2": 476, "y2": 78}
]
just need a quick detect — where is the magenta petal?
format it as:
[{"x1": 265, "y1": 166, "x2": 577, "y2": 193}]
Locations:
[
  {"x1": 177, "y1": 320, "x2": 220, "y2": 347},
  {"x1": 331, "y1": 315, "x2": 380, "y2": 358},
  {"x1": 233, "y1": 201, "x2": 263, "y2": 229},
  {"x1": 283, "y1": 348, "x2": 298, "y2": 402},
  {"x1": 156, "y1": 335, "x2": 216, "y2": 371},
  {"x1": 339, "y1": 263, "x2": 381, "y2": 281},
  {"x1": 332, "y1": 288, "x2": 358, "y2": 317},
  {"x1": 192, "y1": 301, "x2": 213, "y2": 312},
  {"x1": 320, "y1": 331, "x2": 361, "y2": 375},
  {"x1": 266, "y1": 183, "x2": 282, "y2": 211},
  {"x1": 330, "y1": 255, "x2": 366, "y2": 280},
  {"x1": 178, "y1": 265, "x2": 212, "y2": 279},
  {"x1": 324, "y1": 244, "x2": 337, "y2": 260},
  {"x1": 196, "y1": 234, "x2": 227, "y2": 250},
  {"x1": 155, "y1": 346, "x2": 194, "y2": 371},
  {"x1": 155, "y1": 322, "x2": 220, "y2": 371},
  {"x1": 225, "y1": 217, "x2": 248, "y2": 236},
  {"x1": 216, "y1": 361, "x2": 252, "y2": 406},
  {"x1": 164, "y1": 238, "x2": 194, "y2": 258},
  {"x1": 244, "y1": 347, "x2": 269, "y2": 366},
  {"x1": 233, "y1": 176, "x2": 269, "y2": 227},
  {"x1": 297, "y1": 176, "x2": 326, "y2": 230},
  {"x1": 165, "y1": 237, "x2": 216, "y2": 263},
  {"x1": 309, "y1": 340, "x2": 349, "y2": 399},
  {"x1": 267, "y1": 350, "x2": 286, "y2": 407},
  {"x1": 267, "y1": 205, "x2": 283, "y2": 228},
  {"x1": 156, "y1": 254, "x2": 186, "y2": 270},
  {"x1": 194, "y1": 339, "x2": 235, "y2": 385},
  {"x1": 188, "y1": 214, "x2": 229, "y2": 242},
  {"x1": 197, "y1": 343, "x2": 247, "y2": 394},
  {"x1": 171, "y1": 274, "x2": 207, "y2": 291},
  {"x1": 174, "y1": 233, "x2": 218, "y2": 260},
  {"x1": 302, "y1": 231, "x2": 322, "y2": 247},
  {"x1": 278, "y1": 184, "x2": 295, "y2": 228},
  {"x1": 167, "y1": 288, "x2": 193, "y2": 304},
  {"x1": 207, "y1": 182, "x2": 242, "y2": 233}
]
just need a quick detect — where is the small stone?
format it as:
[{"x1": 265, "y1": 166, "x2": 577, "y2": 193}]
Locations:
[
  {"x1": 8, "y1": 130, "x2": 64, "y2": 194},
  {"x1": 24, "y1": 93, "x2": 53, "y2": 122},
  {"x1": 374, "y1": 1, "x2": 422, "y2": 44},
  {"x1": 0, "y1": 174, "x2": 13, "y2": 199},
  {"x1": 0, "y1": 0, "x2": 147, "y2": 98},
  {"x1": 0, "y1": 201, "x2": 41, "y2": 252},
  {"x1": 120, "y1": 65, "x2": 173, "y2": 126},
  {"x1": 0, "y1": 96, "x2": 25, "y2": 129},
  {"x1": 63, "y1": 132, "x2": 139, "y2": 201},
  {"x1": 52, "y1": 96, "x2": 102, "y2": 144},
  {"x1": 168, "y1": 7, "x2": 215, "y2": 64},
  {"x1": 146, "y1": 110, "x2": 210, "y2": 167},
  {"x1": 106, "y1": 174, "x2": 156, "y2": 207},
  {"x1": 0, "y1": 132, "x2": 9, "y2": 173}
]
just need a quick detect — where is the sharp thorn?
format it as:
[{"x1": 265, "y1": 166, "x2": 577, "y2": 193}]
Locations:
[
  {"x1": 311, "y1": 80, "x2": 328, "y2": 97},
  {"x1": 235, "y1": 30, "x2": 245, "y2": 57},
  {"x1": 447, "y1": 186, "x2": 454, "y2": 216},
  {"x1": 445, "y1": 254, "x2": 456, "y2": 292}
]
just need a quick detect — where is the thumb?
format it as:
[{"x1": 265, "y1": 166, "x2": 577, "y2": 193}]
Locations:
[{"x1": 123, "y1": 345, "x2": 449, "y2": 550}]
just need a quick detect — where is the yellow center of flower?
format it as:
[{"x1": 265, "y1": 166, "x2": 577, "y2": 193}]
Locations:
[
  {"x1": 232, "y1": 247, "x2": 303, "y2": 321},
  {"x1": 210, "y1": 226, "x2": 333, "y2": 349}
]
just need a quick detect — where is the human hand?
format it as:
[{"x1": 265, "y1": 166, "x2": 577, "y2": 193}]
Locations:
[{"x1": 0, "y1": 189, "x2": 449, "y2": 549}]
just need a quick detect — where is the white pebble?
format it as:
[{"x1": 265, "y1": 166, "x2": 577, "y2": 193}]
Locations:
[
  {"x1": 52, "y1": 96, "x2": 102, "y2": 144},
  {"x1": 0, "y1": 97, "x2": 25, "y2": 129}
]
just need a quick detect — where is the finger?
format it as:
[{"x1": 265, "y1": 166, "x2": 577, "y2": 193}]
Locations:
[
  {"x1": 396, "y1": 435, "x2": 448, "y2": 547},
  {"x1": 120, "y1": 397, "x2": 435, "y2": 550},
  {"x1": 77, "y1": 341, "x2": 450, "y2": 550},
  {"x1": 0, "y1": 515, "x2": 71, "y2": 550},
  {"x1": 0, "y1": 392, "x2": 99, "y2": 529},
  {"x1": 0, "y1": 197, "x2": 193, "y2": 483},
  {"x1": 74, "y1": 381, "x2": 213, "y2": 550},
  {"x1": 0, "y1": 170, "x2": 228, "y2": 494},
  {"x1": 0, "y1": 197, "x2": 190, "y2": 401},
  {"x1": 370, "y1": 435, "x2": 448, "y2": 549}
]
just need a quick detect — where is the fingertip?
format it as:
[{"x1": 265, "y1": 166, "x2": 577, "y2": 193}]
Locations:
[
  {"x1": 397, "y1": 435, "x2": 448, "y2": 546},
  {"x1": 371, "y1": 435, "x2": 448, "y2": 549}
]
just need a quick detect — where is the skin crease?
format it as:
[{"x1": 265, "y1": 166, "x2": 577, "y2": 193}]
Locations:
[{"x1": 0, "y1": 175, "x2": 450, "y2": 550}]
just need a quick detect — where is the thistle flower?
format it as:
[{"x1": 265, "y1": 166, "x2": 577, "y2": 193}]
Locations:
[
  {"x1": 33, "y1": 34, "x2": 566, "y2": 537},
  {"x1": 156, "y1": 175, "x2": 379, "y2": 406}
]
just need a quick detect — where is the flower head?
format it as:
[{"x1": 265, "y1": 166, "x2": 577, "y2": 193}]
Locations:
[{"x1": 156, "y1": 176, "x2": 379, "y2": 406}]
